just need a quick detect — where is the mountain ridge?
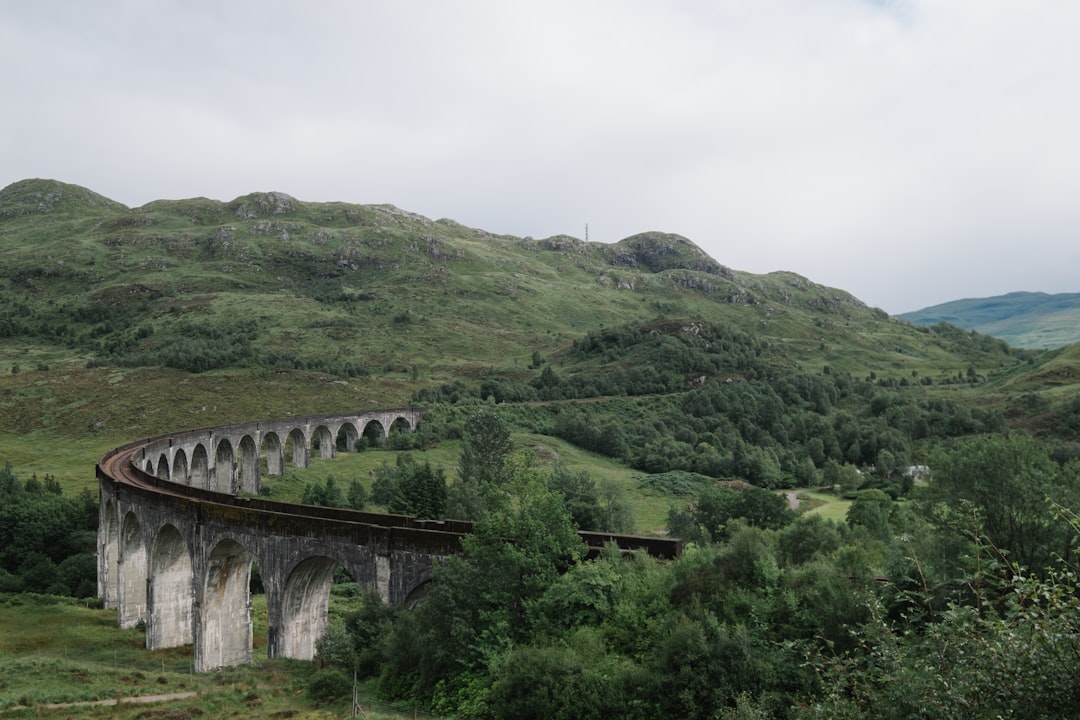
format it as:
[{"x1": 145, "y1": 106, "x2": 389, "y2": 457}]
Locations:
[
  {"x1": 900, "y1": 291, "x2": 1080, "y2": 349},
  {"x1": 0, "y1": 177, "x2": 1036, "y2": 426}
]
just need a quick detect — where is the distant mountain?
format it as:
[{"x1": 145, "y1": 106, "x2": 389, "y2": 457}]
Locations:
[{"x1": 899, "y1": 292, "x2": 1080, "y2": 348}]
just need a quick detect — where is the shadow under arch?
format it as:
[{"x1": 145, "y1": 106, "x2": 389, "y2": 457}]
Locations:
[
  {"x1": 336, "y1": 422, "x2": 359, "y2": 452},
  {"x1": 274, "y1": 555, "x2": 347, "y2": 661},
  {"x1": 197, "y1": 538, "x2": 255, "y2": 672},
  {"x1": 360, "y1": 419, "x2": 385, "y2": 448},
  {"x1": 190, "y1": 443, "x2": 209, "y2": 488},
  {"x1": 402, "y1": 577, "x2": 432, "y2": 610},
  {"x1": 118, "y1": 510, "x2": 147, "y2": 629},
  {"x1": 99, "y1": 499, "x2": 120, "y2": 609},
  {"x1": 148, "y1": 524, "x2": 194, "y2": 649},
  {"x1": 173, "y1": 447, "x2": 189, "y2": 485},
  {"x1": 285, "y1": 428, "x2": 309, "y2": 468},
  {"x1": 213, "y1": 438, "x2": 234, "y2": 493},
  {"x1": 262, "y1": 431, "x2": 283, "y2": 476},
  {"x1": 156, "y1": 452, "x2": 170, "y2": 480},
  {"x1": 237, "y1": 435, "x2": 259, "y2": 494},
  {"x1": 312, "y1": 425, "x2": 335, "y2": 460}
]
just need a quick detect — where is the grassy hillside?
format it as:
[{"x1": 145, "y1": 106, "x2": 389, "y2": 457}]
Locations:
[
  {"x1": 899, "y1": 291, "x2": 1080, "y2": 348},
  {"x1": 0, "y1": 177, "x2": 1067, "y2": 487}
]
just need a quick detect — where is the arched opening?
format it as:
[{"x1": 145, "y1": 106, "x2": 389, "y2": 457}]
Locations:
[
  {"x1": 213, "y1": 438, "x2": 235, "y2": 493},
  {"x1": 190, "y1": 444, "x2": 209, "y2": 488},
  {"x1": 263, "y1": 432, "x2": 284, "y2": 476},
  {"x1": 388, "y1": 417, "x2": 414, "y2": 449},
  {"x1": 173, "y1": 448, "x2": 189, "y2": 485},
  {"x1": 285, "y1": 428, "x2": 309, "y2": 468},
  {"x1": 360, "y1": 420, "x2": 385, "y2": 449},
  {"x1": 147, "y1": 524, "x2": 194, "y2": 650},
  {"x1": 237, "y1": 435, "x2": 259, "y2": 494},
  {"x1": 197, "y1": 538, "x2": 254, "y2": 672},
  {"x1": 313, "y1": 425, "x2": 335, "y2": 460},
  {"x1": 118, "y1": 511, "x2": 148, "y2": 629},
  {"x1": 276, "y1": 556, "x2": 341, "y2": 661},
  {"x1": 403, "y1": 577, "x2": 432, "y2": 610},
  {"x1": 144, "y1": 458, "x2": 155, "y2": 475},
  {"x1": 157, "y1": 453, "x2": 170, "y2": 480},
  {"x1": 335, "y1": 422, "x2": 359, "y2": 452},
  {"x1": 99, "y1": 499, "x2": 120, "y2": 608}
]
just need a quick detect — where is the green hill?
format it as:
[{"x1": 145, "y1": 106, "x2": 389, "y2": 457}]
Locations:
[
  {"x1": 0, "y1": 177, "x2": 1071, "y2": 490},
  {"x1": 899, "y1": 291, "x2": 1080, "y2": 348},
  {"x1": 0, "y1": 178, "x2": 1025, "y2": 384}
]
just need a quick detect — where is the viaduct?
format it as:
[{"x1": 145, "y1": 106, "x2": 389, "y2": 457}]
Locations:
[{"x1": 97, "y1": 408, "x2": 680, "y2": 672}]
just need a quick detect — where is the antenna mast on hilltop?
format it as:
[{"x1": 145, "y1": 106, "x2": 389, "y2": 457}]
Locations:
[{"x1": 585, "y1": 223, "x2": 589, "y2": 242}]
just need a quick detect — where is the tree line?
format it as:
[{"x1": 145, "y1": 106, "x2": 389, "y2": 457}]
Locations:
[{"x1": 0, "y1": 462, "x2": 98, "y2": 597}]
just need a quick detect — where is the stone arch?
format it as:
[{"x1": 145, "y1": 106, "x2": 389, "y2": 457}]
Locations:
[
  {"x1": 285, "y1": 428, "x2": 309, "y2": 468},
  {"x1": 388, "y1": 417, "x2": 413, "y2": 447},
  {"x1": 389, "y1": 417, "x2": 413, "y2": 435},
  {"x1": 361, "y1": 420, "x2": 385, "y2": 448},
  {"x1": 147, "y1": 524, "x2": 194, "y2": 650},
  {"x1": 190, "y1": 444, "x2": 209, "y2": 488},
  {"x1": 262, "y1": 432, "x2": 284, "y2": 476},
  {"x1": 213, "y1": 438, "x2": 235, "y2": 493},
  {"x1": 173, "y1": 448, "x2": 189, "y2": 485},
  {"x1": 402, "y1": 577, "x2": 433, "y2": 609},
  {"x1": 313, "y1": 425, "x2": 335, "y2": 460},
  {"x1": 99, "y1": 499, "x2": 120, "y2": 608},
  {"x1": 335, "y1": 422, "x2": 359, "y2": 452},
  {"x1": 197, "y1": 538, "x2": 254, "y2": 672},
  {"x1": 156, "y1": 453, "x2": 170, "y2": 480},
  {"x1": 118, "y1": 511, "x2": 148, "y2": 628},
  {"x1": 144, "y1": 458, "x2": 155, "y2": 475},
  {"x1": 276, "y1": 555, "x2": 344, "y2": 660},
  {"x1": 237, "y1": 435, "x2": 259, "y2": 494}
]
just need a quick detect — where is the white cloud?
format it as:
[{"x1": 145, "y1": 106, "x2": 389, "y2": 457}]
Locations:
[{"x1": 3, "y1": 0, "x2": 1079, "y2": 312}]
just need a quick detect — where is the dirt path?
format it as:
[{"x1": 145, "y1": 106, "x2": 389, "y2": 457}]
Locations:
[
  {"x1": 5, "y1": 691, "x2": 197, "y2": 713},
  {"x1": 785, "y1": 491, "x2": 800, "y2": 510}
]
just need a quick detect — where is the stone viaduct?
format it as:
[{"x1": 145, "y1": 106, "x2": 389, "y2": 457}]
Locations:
[{"x1": 97, "y1": 407, "x2": 681, "y2": 672}]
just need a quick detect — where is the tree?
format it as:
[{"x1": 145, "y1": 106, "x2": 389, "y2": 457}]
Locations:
[
  {"x1": 549, "y1": 462, "x2": 603, "y2": 531},
  {"x1": 823, "y1": 459, "x2": 862, "y2": 492},
  {"x1": 458, "y1": 409, "x2": 513, "y2": 487},
  {"x1": 389, "y1": 460, "x2": 447, "y2": 520},
  {"x1": 370, "y1": 459, "x2": 398, "y2": 505},
  {"x1": 846, "y1": 489, "x2": 894, "y2": 540},
  {"x1": 347, "y1": 479, "x2": 367, "y2": 510},
  {"x1": 693, "y1": 484, "x2": 794, "y2": 541},
  {"x1": 301, "y1": 476, "x2": 346, "y2": 508},
  {"x1": 448, "y1": 409, "x2": 514, "y2": 520},
  {"x1": 929, "y1": 434, "x2": 1080, "y2": 574},
  {"x1": 381, "y1": 451, "x2": 586, "y2": 711}
]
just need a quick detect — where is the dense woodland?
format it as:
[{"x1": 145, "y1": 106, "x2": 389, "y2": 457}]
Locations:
[
  {"x1": 0, "y1": 463, "x2": 98, "y2": 596},
  {"x1": 283, "y1": 324, "x2": 1080, "y2": 718},
  {"x1": 303, "y1": 409, "x2": 1080, "y2": 719}
]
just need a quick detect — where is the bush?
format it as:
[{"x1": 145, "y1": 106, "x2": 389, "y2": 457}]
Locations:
[{"x1": 307, "y1": 667, "x2": 352, "y2": 702}]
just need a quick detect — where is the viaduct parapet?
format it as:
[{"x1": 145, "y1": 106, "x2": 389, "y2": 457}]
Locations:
[{"x1": 97, "y1": 407, "x2": 681, "y2": 672}]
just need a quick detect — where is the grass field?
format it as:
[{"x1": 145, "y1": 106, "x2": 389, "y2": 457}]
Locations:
[
  {"x1": 786, "y1": 488, "x2": 853, "y2": 523},
  {"x1": 0, "y1": 594, "x2": 433, "y2": 719}
]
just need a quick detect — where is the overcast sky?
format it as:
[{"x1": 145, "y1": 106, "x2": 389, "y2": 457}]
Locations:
[{"x1": 3, "y1": 1, "x2": 1078, "y2": 314}]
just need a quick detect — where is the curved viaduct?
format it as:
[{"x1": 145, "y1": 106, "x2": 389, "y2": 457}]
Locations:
[{"x1": 97, "y1": 407, "x2": 681, "y2": 672}]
